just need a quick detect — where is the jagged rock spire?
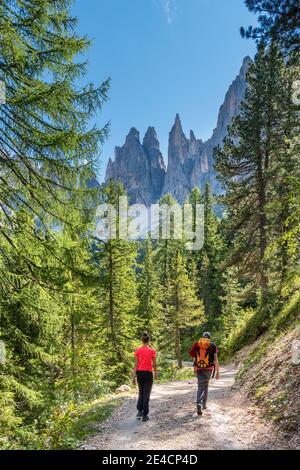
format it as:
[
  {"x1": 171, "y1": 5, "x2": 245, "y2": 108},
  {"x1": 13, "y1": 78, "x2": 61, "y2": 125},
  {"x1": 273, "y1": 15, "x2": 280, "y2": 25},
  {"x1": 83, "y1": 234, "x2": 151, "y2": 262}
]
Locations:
[{"x1": 105, "y1": 57, "x2": 251, "y2": 205}]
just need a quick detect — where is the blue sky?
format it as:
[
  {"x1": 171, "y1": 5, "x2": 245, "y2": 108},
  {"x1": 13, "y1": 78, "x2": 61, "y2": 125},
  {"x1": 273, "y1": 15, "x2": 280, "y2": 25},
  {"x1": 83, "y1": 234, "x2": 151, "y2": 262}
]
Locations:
[{"x1": 72, "y1": 0, "x2": 257, "y2": 180}]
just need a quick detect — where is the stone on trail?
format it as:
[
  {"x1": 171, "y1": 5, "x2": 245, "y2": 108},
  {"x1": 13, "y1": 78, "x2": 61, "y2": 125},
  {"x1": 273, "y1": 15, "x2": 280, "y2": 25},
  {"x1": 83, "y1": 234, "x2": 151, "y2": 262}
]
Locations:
[
  {"x1": 292, "y1": 340, "x2": 300, "y2": 365},
  {"x1": 115, "y1": 384, "x2": 131, "y2": 393}
]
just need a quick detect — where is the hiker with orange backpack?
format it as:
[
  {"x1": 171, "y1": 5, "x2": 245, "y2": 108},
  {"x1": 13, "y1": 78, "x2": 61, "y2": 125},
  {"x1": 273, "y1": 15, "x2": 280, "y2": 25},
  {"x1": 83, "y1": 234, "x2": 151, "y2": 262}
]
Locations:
[{"x1": 189, "y1": 331, "x2": 220, "y2": 415}]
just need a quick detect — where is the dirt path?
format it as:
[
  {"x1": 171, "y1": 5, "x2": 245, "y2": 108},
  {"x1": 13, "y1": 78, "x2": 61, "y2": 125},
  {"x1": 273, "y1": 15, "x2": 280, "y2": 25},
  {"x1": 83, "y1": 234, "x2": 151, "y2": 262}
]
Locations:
[{"x1": 83, "y1": 365, "x2": 294, "y2": 450}]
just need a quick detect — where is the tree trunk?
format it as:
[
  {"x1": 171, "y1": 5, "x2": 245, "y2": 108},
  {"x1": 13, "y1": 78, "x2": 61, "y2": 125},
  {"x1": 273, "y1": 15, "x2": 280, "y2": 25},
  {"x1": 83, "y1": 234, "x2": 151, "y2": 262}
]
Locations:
[
  {"x1": 175, "y1": 326, "x2": 182, "y2": 368},
  {"x1": 71, "y1": 310, "x2": 76, "y2": 397},
  {"x1": 257, "y1": 158, "x2": 268, "y2": 304},
  {"x1": 108, "y1": 242, "x2": 115, "y2": 345}
]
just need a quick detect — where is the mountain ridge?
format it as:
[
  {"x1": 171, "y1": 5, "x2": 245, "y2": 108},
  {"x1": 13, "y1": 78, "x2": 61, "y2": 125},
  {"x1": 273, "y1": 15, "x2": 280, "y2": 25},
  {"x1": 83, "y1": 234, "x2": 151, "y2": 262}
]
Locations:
[{"x1": 105, "y1": 56, "x2": 251, "y2": 205}]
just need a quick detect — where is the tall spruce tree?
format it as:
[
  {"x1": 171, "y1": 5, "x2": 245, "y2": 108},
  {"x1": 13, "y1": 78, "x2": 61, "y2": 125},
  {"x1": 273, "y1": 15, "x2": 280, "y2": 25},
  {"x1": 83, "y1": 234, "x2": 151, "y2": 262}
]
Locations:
[
  {"x1": 264, "y1": 62, "x2": 300, "y2": 298},
  {"x1": 167, "y1": 250, "x2": 205, "y2": 367},
  {"x1": 185, "y1": 187, "x2": 203, "y2": 298},
  {"x1": 199, "y1": 183, "x2": 223, "y2": 322},
  {"x1": 215, "y1": 43, "x2": 291, "y2": 307},
  {"x1": 218, "y1": 267, "x2": 244, "y2": 338},
  {"x1": 154, "y1": 193, "x2": 205, "y2": 364},
  {"x1": 0, "y1": 0, "x2": 109, "y2": 249},
  {"x1": 137, "y1": 235, "x2": 162, "y2": 338},
  {"x1": 54, "y1": 189, "x2": 102, "y2": 400},
  {"x1": 96, "y1": 181, "x2": 138, "y2": 385},
  {"x1": 0, "y1": 0, "x2": 109, "y2": 446}
]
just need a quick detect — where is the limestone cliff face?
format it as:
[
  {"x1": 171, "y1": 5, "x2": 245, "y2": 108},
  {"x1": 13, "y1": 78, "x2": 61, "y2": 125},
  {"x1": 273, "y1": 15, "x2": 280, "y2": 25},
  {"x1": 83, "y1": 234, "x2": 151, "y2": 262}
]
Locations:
[
  {"x1": 105, "y1": 127, "x2": 166, "y2": 206},
  {"x1": 105, "y1": 57, "x2": 251, "y2": 205},
  {"x1": 162, "y1": 114, "x2": 206, "y2": 203},
  {"x1": 142, "y1": 127, "x2": 166, "y2": 203},
  {"x1": 200, "y1": 56, "x2": 252, "y2": 195},
  {"x1": 162, "y1": 114, "x2": 192, "y2": 203}
]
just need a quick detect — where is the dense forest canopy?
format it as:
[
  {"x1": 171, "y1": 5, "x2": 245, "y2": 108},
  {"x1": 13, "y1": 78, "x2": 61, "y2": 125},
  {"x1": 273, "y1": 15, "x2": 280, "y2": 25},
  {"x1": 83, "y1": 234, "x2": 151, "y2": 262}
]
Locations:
[{"x1": 0, "y1": 0, "x2": 299, "y2": 449}]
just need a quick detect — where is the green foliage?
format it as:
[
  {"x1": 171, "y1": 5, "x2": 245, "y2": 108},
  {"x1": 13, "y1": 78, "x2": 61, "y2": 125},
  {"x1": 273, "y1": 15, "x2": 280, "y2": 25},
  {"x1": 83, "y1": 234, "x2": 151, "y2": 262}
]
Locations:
[
  {"x1": 0, "y1": 0, "x2": 109, "y2": 449},
  {"x1": 137, "y1": 236, "x2": 162, "y2": 338},
  {"x1": 221, "y1": 285, "x2": 300, "y2": 362},
  {"x1": 219, "y1": 307, "x2": 257, "y2": 358},
  {"x1": 217, "y1": 267, "x2": 245, "y2": 346},
  {"x1": 214, "y1": 37, "x2": 299, "y2": 363},
  {"x1": 152, "y1": 194, "x2": 206, "y2": 367},
  {"x1": 1, "y1": 0, "x2": 299, "y2": 450},
  {"x1": 34, "y1": 398, "x2": 120, "y2": 450},
  {"x1": 241, "y1": 1, "x2": 300, "y2": 61},
  {"x1": 6, "y1": 398, "x2": 121, "y2": 450},
  {"x1": 187, "y1": 184, "x2": 224, "y2": 325},
  {"x1": 96, "y1": 181, "x2": 138, "y2": 385},
  {"x1": 166, "y1": 250, "x2": 205, "y2": 367},
  {"x1": 156, "y1": 360, "x2": 195, "y2": 383}
]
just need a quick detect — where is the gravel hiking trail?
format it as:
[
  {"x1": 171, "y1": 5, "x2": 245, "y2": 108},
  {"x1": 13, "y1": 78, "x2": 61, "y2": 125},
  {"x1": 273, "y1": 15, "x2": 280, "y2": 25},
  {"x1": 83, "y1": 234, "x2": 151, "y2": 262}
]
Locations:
[{"x1": 83, "y1": 365, "x2": 296, "y2": 450}]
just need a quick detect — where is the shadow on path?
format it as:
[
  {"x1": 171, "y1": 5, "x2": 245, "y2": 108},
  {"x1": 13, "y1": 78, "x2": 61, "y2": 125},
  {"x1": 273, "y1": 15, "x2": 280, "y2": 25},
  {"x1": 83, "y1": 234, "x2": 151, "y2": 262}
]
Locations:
[{"x1": 84, "y1": 365, "x2": 291, "y2": 450}]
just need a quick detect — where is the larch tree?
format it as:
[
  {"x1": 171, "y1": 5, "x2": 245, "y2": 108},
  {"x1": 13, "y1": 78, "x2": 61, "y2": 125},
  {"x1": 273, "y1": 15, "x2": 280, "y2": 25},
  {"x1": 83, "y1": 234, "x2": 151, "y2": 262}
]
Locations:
[{"x1": 0, "y1": 0, "x2": 109, "y2": 445}]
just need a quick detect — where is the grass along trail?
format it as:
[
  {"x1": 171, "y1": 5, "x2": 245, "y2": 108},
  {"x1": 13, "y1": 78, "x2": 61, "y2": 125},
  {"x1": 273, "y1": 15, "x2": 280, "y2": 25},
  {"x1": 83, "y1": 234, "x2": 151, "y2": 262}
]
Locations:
[{"x1": 82, "y1": 365, "x2": 296, "y2": 450}]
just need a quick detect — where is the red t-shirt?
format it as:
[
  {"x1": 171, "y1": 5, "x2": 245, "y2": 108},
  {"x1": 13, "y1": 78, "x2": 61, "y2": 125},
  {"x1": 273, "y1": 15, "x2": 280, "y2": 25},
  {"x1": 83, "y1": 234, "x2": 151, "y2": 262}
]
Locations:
[{"x1": 135, "y1": 346, "x2": 156, "y2": 372}]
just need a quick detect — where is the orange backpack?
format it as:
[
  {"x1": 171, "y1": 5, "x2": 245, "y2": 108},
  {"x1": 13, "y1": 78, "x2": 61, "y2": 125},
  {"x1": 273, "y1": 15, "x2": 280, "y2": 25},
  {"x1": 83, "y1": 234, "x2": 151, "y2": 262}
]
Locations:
[{"x1": 194, "y1": 337, "x2": 212, "y2": 368}]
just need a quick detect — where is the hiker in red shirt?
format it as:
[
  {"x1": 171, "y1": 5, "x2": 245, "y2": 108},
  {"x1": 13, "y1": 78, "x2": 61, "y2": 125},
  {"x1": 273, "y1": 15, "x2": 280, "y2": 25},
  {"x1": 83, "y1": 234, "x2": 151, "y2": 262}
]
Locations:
[
  {"x1": 132, "y1": 332, "x2": 158, "y2": 422},
  {"x1": 189, "y1": 331, "x2": 220, "y2": 415}
]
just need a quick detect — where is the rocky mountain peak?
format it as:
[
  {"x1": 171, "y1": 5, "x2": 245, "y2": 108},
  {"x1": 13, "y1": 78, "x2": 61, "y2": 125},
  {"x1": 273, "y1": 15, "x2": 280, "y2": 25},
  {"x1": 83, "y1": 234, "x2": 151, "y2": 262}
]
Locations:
[
  {"x1": 105, "y1": 57, "x2": 251, "y2": 205},
  {"x1": 172, "y1": 113, "x2": 184, "y2": 134},
  {"x1": 168, "y1": 114, "x2": 189, "y2": 163},
  {"x1": 126, "y1": 127, "x2": 140, "y2": 143},
  {"x1": 240, "y1": 56, "x2": 252, "y2": 80},
  {"x1": 105, "y1": 126, "x2": 166, "y2": 206},
  {"x1": 190, "y1": 130, "x2": 196, "y2": 142},
  {"x1": 175, "y1": 113, "x2": 181, "y2": 126},
  {"x1": 143, "y1": 126, "x2": 160, "y2": 151},
  {"x1": 209, "y1": 56, "x2": 252, "y2": 149}
]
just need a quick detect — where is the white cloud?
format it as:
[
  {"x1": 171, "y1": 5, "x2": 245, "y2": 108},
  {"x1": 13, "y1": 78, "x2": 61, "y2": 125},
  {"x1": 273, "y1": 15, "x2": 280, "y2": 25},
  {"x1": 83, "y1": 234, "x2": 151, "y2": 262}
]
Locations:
[{"x1": 162, "y1": 0, "x2": 176, "y2": 24}]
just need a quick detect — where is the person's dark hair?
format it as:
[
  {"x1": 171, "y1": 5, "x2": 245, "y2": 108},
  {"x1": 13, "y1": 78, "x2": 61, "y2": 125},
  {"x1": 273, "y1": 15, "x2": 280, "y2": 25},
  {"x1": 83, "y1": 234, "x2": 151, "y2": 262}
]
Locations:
[{"x1": 142, "y1": 331, "x2": 150, "y2": 344}]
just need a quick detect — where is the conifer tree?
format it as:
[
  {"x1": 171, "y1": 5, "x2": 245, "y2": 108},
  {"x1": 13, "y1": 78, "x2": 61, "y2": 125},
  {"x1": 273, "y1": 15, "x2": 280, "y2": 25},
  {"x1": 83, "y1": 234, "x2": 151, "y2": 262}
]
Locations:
[
  {"x1": 0, "y1": 0, "x2": 109, "y2": 272},
  {"x1": 155, "y1": 193, "x2": 181, "y2": 286},
  {"x1": 185, "y1": 187, "x2": 204, "y2": 298},
  {"x1": 264, "y1": 63, "x2": 300, "y2": 298},
  {"x1": 215, "y1": 43, "x2": 291, "y2": 307},
  {"x1": 218, "y1": 267, "x2": 243, "y2": 338},
  {"x1": 137, "y1": 236, "x2": 162, "y2": 338},
  {"x1": 0, "y1": 210, "x2": 63, "y2": 440},
  {"x1": 0, "y1": 0, "x2": 109, "y2": 445},
  {"x1": 241, "y1": 0, "x2": 300, "y2": 59},
  {"x1": 167, "y1": 250, "x2": 205, "y2": 367},
  {"x1": 54, "y1": 188, "x2": 102, "y2": 399},
  {"x1": 96, "y1": 181, "x2": 138, "y2": 384},
  {"x1": 199, "y1": 184, "x2": 223, "y2": 321}
]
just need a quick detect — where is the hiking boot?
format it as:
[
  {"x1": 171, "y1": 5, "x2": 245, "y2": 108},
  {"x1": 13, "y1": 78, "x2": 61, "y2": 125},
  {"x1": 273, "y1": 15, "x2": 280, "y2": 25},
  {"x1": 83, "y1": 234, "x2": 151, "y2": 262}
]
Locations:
[
  {"x1": 136, "y1": 411, "x2": 143, "y2": 419},
  {"x1": 142, "y1": 415, "x2": 149, "y2": 422},
  {"x1": 202, "y1": 404, "x2": 207, "y2": 410},
  {"x1": 197, "y1": 404, "x2": 202, "y2": 416}
]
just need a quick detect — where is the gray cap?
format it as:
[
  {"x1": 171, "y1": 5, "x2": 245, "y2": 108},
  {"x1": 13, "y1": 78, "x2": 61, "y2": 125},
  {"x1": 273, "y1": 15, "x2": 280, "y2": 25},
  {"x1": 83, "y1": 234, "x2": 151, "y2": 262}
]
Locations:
[{"x1": 202, "y1": 331, "x2": 211, "y2": 339}]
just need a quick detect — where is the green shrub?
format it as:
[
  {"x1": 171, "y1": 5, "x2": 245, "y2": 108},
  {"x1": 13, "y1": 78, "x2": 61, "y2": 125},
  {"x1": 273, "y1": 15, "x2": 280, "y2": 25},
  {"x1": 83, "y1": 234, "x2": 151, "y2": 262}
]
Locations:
[
  {"x1": 219, "y1": 307, "x2": 257, "y2": 359},
  {"x1": 156, "y1": 359, "x2": 194, "y2": 382},
  {"x1": 219, "y1": 285, "x2": 300, "y2": 362},
  {"x1": 7, "y1": 397, "x2": 121, "y2": 450}
]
